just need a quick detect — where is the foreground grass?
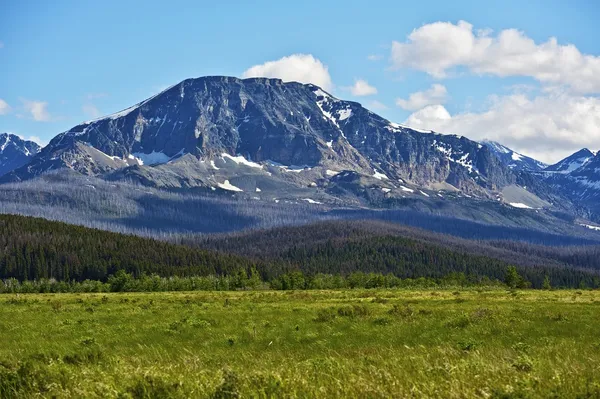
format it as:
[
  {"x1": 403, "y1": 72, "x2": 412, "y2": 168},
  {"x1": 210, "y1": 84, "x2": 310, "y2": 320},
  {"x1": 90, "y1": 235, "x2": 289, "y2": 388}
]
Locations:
[{"x1": 1, "y1": 289, "x2": 600, "y2": 398}]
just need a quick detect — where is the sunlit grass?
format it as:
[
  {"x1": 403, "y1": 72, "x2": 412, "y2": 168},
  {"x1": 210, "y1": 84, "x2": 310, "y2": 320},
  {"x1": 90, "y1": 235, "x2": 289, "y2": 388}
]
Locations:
[{"x1": 1, "y1": 289, "x2": 600, "y2": 398}]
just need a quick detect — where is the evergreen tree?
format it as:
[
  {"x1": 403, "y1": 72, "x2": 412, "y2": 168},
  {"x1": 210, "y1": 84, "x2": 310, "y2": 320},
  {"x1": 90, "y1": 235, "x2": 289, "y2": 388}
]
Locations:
[{"x1": 542, "y1": 275, "x2": 551, "y2": 290}]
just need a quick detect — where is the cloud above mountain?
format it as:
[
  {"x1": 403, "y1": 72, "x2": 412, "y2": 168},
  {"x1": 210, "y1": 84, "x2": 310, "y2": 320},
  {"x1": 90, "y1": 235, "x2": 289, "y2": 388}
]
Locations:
[
  {"x1": 243, "y1": 54, "x2": 333, "y2": 91},
  {"x1": 0, "y1": 99, "x2": 11, "y2": 115},
  {"x1": 396, "y1": 84, "x2": 447, "y2": 110},
  {"x1": 391, "y1": 20, "x2": 600, "y2": 94},
  {"x1": 404, "y1": 90, "x2": 600, "y2": 163},
  {"x1": 21, "y1": 99, "x2": 51, "y2": 122},
  {"x1": 348, "y1": 79, "x2": 378, "y2": 96}
]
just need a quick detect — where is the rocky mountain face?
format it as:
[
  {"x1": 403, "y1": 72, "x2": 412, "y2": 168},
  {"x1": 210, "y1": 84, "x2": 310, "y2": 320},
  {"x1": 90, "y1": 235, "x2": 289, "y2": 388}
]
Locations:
[
  {"x1": 541, "y1": 149, "x2": 600, "y2": 218},
  {"x1": 0, "y1": 76, "x2": 573, "y2": 212},
  {"x1": 544, "y1": 149, "x2": 595, "y2": 174},
  {"x1": 0, "y1": 133, "x2": 41, "y2": 177},
  {"x1": 482, "y1": 140, "x2": 547, "y2": 172}
]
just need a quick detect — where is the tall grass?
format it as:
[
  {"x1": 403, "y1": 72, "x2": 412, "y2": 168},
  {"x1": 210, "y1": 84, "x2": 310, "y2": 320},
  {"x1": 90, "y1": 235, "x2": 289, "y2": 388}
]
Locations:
[{"x1": 1, "y1": 289, "x2": 599, "y2": 397}]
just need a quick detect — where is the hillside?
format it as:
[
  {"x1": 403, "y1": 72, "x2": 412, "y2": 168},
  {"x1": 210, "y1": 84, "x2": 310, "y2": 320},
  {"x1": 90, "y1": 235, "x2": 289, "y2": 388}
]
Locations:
[
  {"x1": 0, "y1": 214, "x2": 259, "y2": 281},
  {"x1": 2, "y1": 214, "x2": 599, "y2": 288},
  {"x1": 187, "y1": 220, "x2": 600, "y2": 288}
]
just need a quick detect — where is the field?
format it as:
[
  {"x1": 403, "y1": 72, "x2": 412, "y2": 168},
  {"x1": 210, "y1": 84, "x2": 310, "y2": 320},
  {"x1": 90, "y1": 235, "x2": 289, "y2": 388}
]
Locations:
[{"x1": 1, "y1": 289, "x2": 600, "y2": 398}]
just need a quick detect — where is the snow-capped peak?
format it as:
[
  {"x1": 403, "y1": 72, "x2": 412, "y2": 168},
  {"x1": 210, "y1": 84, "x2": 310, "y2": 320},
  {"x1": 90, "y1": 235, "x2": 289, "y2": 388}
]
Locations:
[{"x1": 544, "y1": 148, "x2": 595, "y2": 174}]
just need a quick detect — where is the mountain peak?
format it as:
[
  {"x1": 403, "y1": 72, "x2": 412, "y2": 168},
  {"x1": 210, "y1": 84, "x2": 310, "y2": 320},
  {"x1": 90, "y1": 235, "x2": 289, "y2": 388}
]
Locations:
[
  {"x1": 0, "y1": 133, "x2": 42, "y2": 177},
  {"x1": 2, "y1": 75, "x2": 536, "y2": 205},
  {"x1": 481, "y1": 140, "x2": 547, "y2": 172},
  {"x1": 545, "y1": 148, "x2": 595, "y2": 173}
]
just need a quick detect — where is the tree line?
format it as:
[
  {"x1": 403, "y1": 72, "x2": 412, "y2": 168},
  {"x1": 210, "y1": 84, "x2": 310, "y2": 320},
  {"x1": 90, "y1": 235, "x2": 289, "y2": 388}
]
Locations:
[{"x1": 1, "y1": 214, "x2": 599, "y2": 289}]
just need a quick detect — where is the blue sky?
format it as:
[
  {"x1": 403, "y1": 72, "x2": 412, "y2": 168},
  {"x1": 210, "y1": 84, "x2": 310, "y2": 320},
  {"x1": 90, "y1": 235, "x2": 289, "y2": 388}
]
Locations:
[{"x1": 1, "y1": 0, "x2": 599, "y2": 163}]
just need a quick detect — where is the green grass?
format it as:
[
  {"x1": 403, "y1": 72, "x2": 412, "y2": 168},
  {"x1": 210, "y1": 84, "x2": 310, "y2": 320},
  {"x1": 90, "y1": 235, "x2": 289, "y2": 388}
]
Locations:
[{"x1": 1, "y1": 289, "x2": 600, "y2": 398}]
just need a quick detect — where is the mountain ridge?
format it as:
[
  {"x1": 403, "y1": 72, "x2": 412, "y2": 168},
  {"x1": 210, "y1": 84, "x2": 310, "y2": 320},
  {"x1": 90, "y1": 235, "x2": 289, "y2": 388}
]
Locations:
[
  {"x1": 0, "y1": 76, "x2": 586, "y2": 223},
  {"x1": 0, "y1": 133, "x2": 41, "y2": 177}
]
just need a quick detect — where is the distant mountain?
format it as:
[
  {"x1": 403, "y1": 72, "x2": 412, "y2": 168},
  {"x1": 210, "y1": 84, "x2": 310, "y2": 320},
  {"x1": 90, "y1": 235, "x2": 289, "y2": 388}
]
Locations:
[
  {"x1": 0, "y1": 133, "x2": 41, "y2": 177},
  {"x1": 2, "y1": 77, "x2": 540, "y2": 200},
  {"x1": 544, "y1": 148, "x2": 595, "y2": 173},
  {"x1": 482, "y1": 140, "x2": 547, "y2": 172},
  {"x1": 542, "y1": 149, "x2": 600, "y2": 217},
  {"x1": 2, "y1": 76, "x2": 587, "y2": 229}
]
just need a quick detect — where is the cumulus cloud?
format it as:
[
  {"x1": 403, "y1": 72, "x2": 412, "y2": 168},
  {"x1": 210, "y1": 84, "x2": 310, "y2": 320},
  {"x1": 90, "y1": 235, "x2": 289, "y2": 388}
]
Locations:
[
  {"x1": 21, "y1": 99, "x2": 51, "y2": 121},
  {"x1": 242, "y1": 54, "x2": 333, "y2": 91},
  {"x1": 396, "y1": 84, "x2": 448, "y2": 110},
  {"x1": 391, "y1": 20, "x2": 600, "y2": 93},
  {"x1": 348, "y1": 79, "x2": 377, "y2": 96},
  {"x1": 404, "y1": 91, "x2": 600, "y2": 163},
  {"x1": 0, "y1": 99, "x2": 11, "y2": 115}
]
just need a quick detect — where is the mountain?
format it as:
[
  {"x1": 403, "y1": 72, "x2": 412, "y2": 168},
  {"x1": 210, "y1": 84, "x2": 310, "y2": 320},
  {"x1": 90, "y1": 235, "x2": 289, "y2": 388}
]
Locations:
[
  {"x1": 3, "y1": 76, "x2": 559, "y2": 210},
  {"x1": 0, "y1": 133, "x2": 41, "y2": 177},
  {"x1": 544, "y1": 148, "x2": 595, "y2": 173},
  {"x1": 542, "y1": 149, "x2": 600, "y2": 218},
  {"x1": 482, "y1": 140, "x2": 547, "y2": 172}
]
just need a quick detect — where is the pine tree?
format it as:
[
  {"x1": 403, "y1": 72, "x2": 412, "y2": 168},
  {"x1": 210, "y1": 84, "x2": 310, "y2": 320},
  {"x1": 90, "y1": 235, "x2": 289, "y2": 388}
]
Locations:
[
  {"x1": 505, "y1": 266, "x2": 521, "y2": 289},
  {"x1": 542, "y1": 275, "x2": 551, "y2": 290}
]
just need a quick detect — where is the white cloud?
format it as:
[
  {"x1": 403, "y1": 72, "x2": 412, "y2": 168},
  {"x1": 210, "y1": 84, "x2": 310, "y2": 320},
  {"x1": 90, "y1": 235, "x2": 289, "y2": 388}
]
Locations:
[
  {"x1": 391, "y1": 20, "x2": 600, "y2": 93},
  {"x1": 366, "y1": 100, "x2": 388, "y2": 111},
  {"x1": 367, "y1": 54, "x2": 383, "y2": 61},
  {"x1": 82, "y1": 104, "x2": 101, "y2": 118},
  {"x1": 348, "y1": 79, "x2": 377, "y2": 96},
  {"x1": 242, "y1": 54, "x2": 333, "y2": 91},
  {"x1": 396, "y1": 84, "x2": 448, "y2": 110},
  {"x1": 404, "y1": 91, "x2": 600, "y2": 164},
  {"x1": 0, "y1": 99, "x2": 11, "y2": 115},
  {"x1": 21, "y1": 99, "x2": 51, "y2": 121}
]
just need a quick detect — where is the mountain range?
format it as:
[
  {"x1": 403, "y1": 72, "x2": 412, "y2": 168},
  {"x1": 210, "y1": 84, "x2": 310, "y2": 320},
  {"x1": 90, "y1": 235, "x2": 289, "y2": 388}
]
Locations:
[{"x1": 0, "y1": 76, "x2": 599, "y2": 235}]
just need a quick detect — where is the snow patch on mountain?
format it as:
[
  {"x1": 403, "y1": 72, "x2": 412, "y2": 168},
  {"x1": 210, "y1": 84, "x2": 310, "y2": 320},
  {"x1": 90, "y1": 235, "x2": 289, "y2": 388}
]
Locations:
[
  {"x1": 218, "y1": 180, "x2": 243, "y2": 192},
  {"x1": 372, "y1": 171, "x2": 389, "y2": 180},
  {"x1": 302, "y1": 198, "x2": 322, "y2": 204},
  {"x1": 337, "y1": 108, "x2": 352, "y2": 121},
  {"x1": 221, "y1": 153, "x2": 263, "y2": 169},
  {"x1": 509, "y1": 202, "x2": 533, "y2": 209},
  {"x1": 580, "y1": 223, "x2": 600, "y2": 231},
  {"x1": 432, "y1": 140, "x2": 477, "y2": 174},
  {"x1": 0, "y1": 135, "x2": 11, "y2": 152}
]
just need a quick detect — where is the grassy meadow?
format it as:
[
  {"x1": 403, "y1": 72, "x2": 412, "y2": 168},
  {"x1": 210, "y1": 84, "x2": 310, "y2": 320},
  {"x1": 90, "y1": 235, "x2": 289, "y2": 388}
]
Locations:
[{"x1": 1, "y1": 289, "x2": 600, "y2": 398}]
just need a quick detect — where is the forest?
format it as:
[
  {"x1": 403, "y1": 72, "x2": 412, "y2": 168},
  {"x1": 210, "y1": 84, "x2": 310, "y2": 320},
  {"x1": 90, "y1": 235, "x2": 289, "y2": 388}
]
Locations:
[{"x1": 1, "y1": 214, "x2": 599, "y2": 289}]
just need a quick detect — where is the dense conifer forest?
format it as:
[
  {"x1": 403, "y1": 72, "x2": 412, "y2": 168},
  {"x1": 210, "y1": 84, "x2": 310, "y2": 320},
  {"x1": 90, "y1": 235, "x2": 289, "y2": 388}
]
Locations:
[
  {"x1": 1, "y1": 214, "x2": 600, "y2": 289},
  {"x1": 0, "y1": 214, "x2": 259, "y2": 281}
]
